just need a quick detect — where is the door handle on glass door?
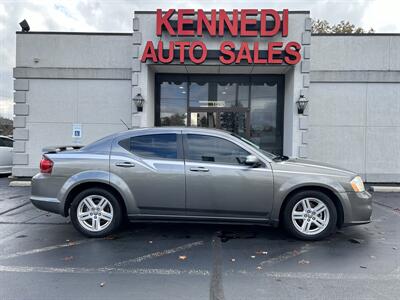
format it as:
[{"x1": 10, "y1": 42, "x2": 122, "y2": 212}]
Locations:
[
  {"x1": 115, "y1": 161, "x2": 135, "y2": 168},
  {"x1": 189, "y1": 167, "x2": 209, "y2": 172}
]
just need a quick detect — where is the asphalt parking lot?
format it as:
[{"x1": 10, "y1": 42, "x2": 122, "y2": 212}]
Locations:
[{"x1": 0, "y1": 177, "x2": 399, "y2": 300}]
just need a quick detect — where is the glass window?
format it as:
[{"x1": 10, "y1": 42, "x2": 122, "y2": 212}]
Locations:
[
  {"x1": 186, "y1": 134, "x2": 249, "y2": 165},
  {"x1": 0, "y1": 138, "x2": 12, "y2": 147},
  {"x1": 250, "y1": 80, "x2": 282, "y2": 154},
  {"x1": 217, "y1": 82, "x2": 236, "y2": 107},
  {"x1": 119, "y1": 134, "x2": 178, "y2": 159},
  {"x1": 189, "y1": 76, "x2": 210, "y2": 107},
  {"x1": 156, "y1": 74, "x2": 284, "y2": 155},
  {"x1": 219, "y1": 111, "x2": 247, "y2": 137},
  {"x1": 190, "y1": 112, "x2": 217, "y2": 128},
  {"x1": 160, "y1": 79, "x2": 187, "y2": 126},
  {"x1": 217, "y1": 82, "x2": 249, "y2": 108}
]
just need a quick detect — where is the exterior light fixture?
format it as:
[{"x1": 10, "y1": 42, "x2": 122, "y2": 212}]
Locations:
[
  {"x1": 296, "y1": 95, "x2": 308, "y2": 115},
  {"x1": 19, "y1": 19, "x2": 30, "y2": 32},
  {"x1": 133, "y1": 93, "x2": 144, "y2": 112}
]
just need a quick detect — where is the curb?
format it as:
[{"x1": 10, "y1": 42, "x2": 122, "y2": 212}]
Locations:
[
  {"x1": 9, "y1": 181, "x2": 32, "y2": 187},
  {"x1": 371, "y1": 186, "x2": 400, "y2": 193}
]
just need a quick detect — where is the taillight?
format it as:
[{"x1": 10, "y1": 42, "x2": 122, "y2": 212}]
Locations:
[{"x1": 40, "y1": 156, "x2": 53, "y2": 174}]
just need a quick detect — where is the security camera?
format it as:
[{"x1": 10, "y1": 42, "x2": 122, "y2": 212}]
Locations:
[{"x1": 19, "y1": 19, "x2": 30, "y2": 32}]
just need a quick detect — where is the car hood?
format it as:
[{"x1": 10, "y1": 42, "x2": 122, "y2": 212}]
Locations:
[{"x1": 271, "y1": 158, "x2": 357, "y2": 178}]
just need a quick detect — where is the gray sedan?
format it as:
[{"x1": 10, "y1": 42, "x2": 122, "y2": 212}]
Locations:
[{"x1": 31, "y1": 127, "x2": 372, "y2": 241}]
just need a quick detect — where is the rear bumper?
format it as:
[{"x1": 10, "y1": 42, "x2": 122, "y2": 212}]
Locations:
[
  {"x1": 341, "y1": 190, "x2": 373, "y2": 226},
  {"x1": 31, "y1": 196, "x2": 62, "y2": 215},
  {"x1": 31, "y1": 173, "x2": 67, "y2": 216}
]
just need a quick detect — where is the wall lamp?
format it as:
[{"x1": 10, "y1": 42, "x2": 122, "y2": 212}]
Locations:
[
  {"x1": 133, "y1": 93, "x2": 145, "y2": 112},
  {"x1": 296, "y1": 95, "x2": 309, "y2": 115}
]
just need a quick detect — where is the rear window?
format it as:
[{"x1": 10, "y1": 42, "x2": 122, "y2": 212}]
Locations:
[{"x1": 119, "y1": 134, "x2": 178, "y2": 159}]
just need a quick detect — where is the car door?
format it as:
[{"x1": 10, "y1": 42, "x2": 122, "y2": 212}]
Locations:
[
  {"x1": 0, "y1": 137, "x2": 13, "y2": 173},
  {"x1": 110, "y1": 130, "x2": 185, "y2": 215},
  {"x1": 184, "y1": 133, "x2": 274, "y2": 219}
]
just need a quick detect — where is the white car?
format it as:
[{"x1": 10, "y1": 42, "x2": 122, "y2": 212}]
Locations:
[{"x1": 0, "y1": 136, "x2": 13, "y2": 174}]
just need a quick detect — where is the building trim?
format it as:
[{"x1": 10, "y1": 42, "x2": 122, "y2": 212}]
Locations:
[
  {"x1": 310, "y1": 71, "x2": 400, "y2": 83},
  {"x1": 13, "y1": 67, "x2": 131, "y2": 80},
  {"x1": 16, "y1": 31, "x2": 132, "y2": 36},
  {"x1": 312, "y1": 33, "x2": 400, "y2": 36},
  {"x1": 134, "y1": 10, "x2": 311, "y2": 14}
]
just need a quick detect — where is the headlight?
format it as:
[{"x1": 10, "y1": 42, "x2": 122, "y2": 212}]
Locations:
[{"x1": 350, "y1": 176, "x2": 365, "y2": 193}]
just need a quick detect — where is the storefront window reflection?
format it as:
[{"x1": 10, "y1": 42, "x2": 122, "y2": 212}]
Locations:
[
  {"x1": 160, "y1": 79, "x2": 187, "y2": 126},
  {"x1": 189, "y1": 77, "x2": 209, "y2": 107},
  {"x1": 250, "y1": 80, "x2": 282, "y2": 154},
  {"x1": 217, "y1": 82, "x2": 249, "y2": 108},
  {"x1": 156, "y1": 74, "x2": 284, "y2": 154}
]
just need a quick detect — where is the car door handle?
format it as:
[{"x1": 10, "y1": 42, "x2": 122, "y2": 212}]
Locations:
[
  {"x1": 115, "y1": 161, "x2": 135, "y2": 168},
  {"x1": 189, "y1": 167, "x2": 209, "y2": 172}
]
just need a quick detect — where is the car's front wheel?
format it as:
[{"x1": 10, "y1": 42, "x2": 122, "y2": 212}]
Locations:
[
  {"x1": 70, "y1": 188, "x2": 123, "y2": 238},
  {"x1": 282, "y1": 190, "x2": 337, "y2": 241}
]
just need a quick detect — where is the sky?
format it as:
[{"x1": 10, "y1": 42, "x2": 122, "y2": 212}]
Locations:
[{"x1": 1, "y1": 0, "x2": 400, "y2": 119}]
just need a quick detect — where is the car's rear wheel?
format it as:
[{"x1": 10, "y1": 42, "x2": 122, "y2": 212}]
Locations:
[
  {"x1": 282, "y1": 190, "x2": 337, "y2": 241},
  {"x1": 70, "y1": 188, "x2": 122, "y2": 238}
]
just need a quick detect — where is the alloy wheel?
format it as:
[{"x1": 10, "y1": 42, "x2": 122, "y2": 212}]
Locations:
[
  {"x1": 77, "y1": 195, "x2": 114, "y2": 232},
  {"x1": 291, "y1": 197, "x2": 330, "y2": 236}
]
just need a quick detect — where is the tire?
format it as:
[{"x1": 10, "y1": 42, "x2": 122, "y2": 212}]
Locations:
[
  {"x1": 70, "y1": 187, "x2": 123, "y2": 238},
  {"x1": 282, "y1": 190, "x2": 337, "y2": 241}
]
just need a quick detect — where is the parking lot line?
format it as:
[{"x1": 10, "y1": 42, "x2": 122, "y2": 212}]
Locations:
[
  {"x1": 259, "y1": 244, "x2": 313, "y2": 266},
  {"x1": 0, "y1": 239, "x2": 91, "y2": 261},
  {"x1": 0, "y1": 201, "x2": 31, "y2": 216},
  {"x1": 0, "y1": 264, "x2": 399, "y2": 282},
  {"x1": 236, "y1": 270, "x2": 400, "y2": 281},
  {"x1": 113, "y1": 240, "x2": 204, "y2": 267},
  {"x1": 0, "y1": 265, "x2": 210, "y2": 276}
]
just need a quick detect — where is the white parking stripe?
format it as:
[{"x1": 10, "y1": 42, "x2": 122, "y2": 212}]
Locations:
[
  {"x1": 259, "y1": 244, "x2": 312, "y2": 266},
  {"x1": 0, "y1": 265, "x2": 210, "y2": 276},
  {"x1": 113, "y1": 241, "x2": 204, "y2": 267},
  {"x1": 0, "y1": 265, "x2": 399, "y2": 281},
  {"x1": 0, "y1": 240, "x2": 90, "y2": 260},
  {"x1": 238, "y1": 270, "x2": 400, "y2": 281}
]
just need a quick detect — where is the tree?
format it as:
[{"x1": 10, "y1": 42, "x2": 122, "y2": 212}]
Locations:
[
  {"x1": 312, "y1": 19, "x2": 374, "y2": 34},
  {"x1": 0, "y1": 116, "x2": 13, "y2": 136},
  {"x1": 161, "y1": 113, "x2": 186, "y2": 126}
]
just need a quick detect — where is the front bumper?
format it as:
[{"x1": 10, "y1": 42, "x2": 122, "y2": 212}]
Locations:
[{"x1": 341, "y1": 190, "x2": 373, "y2": 226}]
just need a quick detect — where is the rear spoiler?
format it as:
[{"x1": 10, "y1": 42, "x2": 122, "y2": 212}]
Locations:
[{"x1": 42, "y1": 145, "x2": 84, "y2": 154}]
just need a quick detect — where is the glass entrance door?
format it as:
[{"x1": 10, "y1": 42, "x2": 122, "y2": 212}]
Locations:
[{"x1": 188, "y1": 108, "x2": 250, "y2": 138}]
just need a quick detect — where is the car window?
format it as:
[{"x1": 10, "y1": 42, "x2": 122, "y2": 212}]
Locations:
[
  {"x1": 0, "y1": 137, "x2": 13, "y2": 147},
  {"x1": 119, "y1": 134, "x2": 178, "y2": 159},
  {"x1": 185, "y1": 134, "x2": 249, "y2": 165}
]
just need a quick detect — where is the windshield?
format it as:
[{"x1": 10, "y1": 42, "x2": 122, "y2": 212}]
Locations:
[{"x1": 231, "y1": 133, "x2": 276, "y2": 159}]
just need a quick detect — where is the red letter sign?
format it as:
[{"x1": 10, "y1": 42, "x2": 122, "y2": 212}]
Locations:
[
  {"x1": 156, "y1": 9, "x2": 176, "y2": 36},
  {"x1": 284, "y1": 42, "x2": 301, "y2": 64},
  {"x1": 260, "y1": 9, "x2": 280, "y2": 37},
  {"x1": 240, "y1": 9, "x2": 258, "y2": 36},
  {"x1": 141, "y1": 41, "x2": 157, "y2": 62},
  {"x1": 177, "y1": 9, "x2": 195, "y2": 36}
]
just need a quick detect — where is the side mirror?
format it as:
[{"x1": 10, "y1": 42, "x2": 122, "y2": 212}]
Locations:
[{"x1": 245, "y1": 155, "x2": 261, "y2": 167}]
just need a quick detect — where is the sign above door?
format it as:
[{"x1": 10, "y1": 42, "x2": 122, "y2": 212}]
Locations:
[{"x1": 141, "y1": 9, "x2": 302, "y2": 66}]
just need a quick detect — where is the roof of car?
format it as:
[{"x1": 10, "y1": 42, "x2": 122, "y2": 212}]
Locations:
[
  {"x1": 120, "y1": 127, "x2": 231, "y2": 136},
  {"x1": 82, "y1": 127, "x2": 235, "y2": 151}
]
